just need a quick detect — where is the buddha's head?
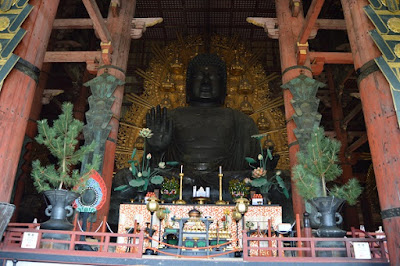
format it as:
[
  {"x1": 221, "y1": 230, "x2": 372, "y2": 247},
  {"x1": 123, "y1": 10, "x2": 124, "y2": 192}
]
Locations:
[{"x1": 186, "y1": 54, "x2": 227, "y2": 106}]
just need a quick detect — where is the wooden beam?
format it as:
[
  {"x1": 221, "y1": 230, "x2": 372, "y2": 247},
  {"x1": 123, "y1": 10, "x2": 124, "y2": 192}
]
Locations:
[
  {"x1": 341, "y1": 103, "x2": 362, "y2": 130},
  {"x1": 52, "y1": 17, "x2": 163, "y2": 40},
  {"x1": 82, "y1": 0, "x2": 112, "y2": 43},
  {"x1": 298, "y1": 0, "x2": 325, "y2": 44},
  {"x1": 315, "y1": 19, "x2": 347, "y2": 30},
  {"x1": 247, "y1": 17, "x2": 346, "y2": 39},
  {"x1": 53, "y1": 19, "x2": 93, "y2": 29},
  {"x1": 44, "y1": 51, "x2": 101, "y2": 62},
  {"x1": 309, "y1": 52, "x2": 354, "y2": 64},
  {"x1": 346, "y1": 133, "x2": 368, "y2": 154}
]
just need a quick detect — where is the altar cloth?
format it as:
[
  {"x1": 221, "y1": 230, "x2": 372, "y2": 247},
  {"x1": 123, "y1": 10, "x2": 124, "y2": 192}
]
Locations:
[{"x1": 117, "y1": 203, "x2": 282, "y2": 252}]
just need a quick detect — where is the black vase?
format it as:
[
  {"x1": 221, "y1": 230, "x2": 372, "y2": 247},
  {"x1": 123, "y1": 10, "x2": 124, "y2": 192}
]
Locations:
[
  {"x1": 310, "y1": 196, "x2": 346, "y2": 237},
  {"x1": 41, "y1": 189, "x2": 80, "y2": 230}
]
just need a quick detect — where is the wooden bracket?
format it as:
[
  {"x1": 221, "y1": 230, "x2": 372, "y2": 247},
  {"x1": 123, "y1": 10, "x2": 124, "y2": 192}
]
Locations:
[
  {"x1": 100, "y1": 41, "x2": 112, "y2": 65},
  {"x1": 86, "y1": 60, "x2": 99, "y2": 75},
  {"x1": 130, "y1": 18, "x2": 163, "y2": 39},
  {"x1": 296, "y1": 42, "x2": 309, "y2": 65},
  {"x1": 110, "y1": 0, "x2": 120, "y2": 17},
  {"x1": 311, "y1": 57, "x2": 325, "y2": 75},
  {"x1": 290, "y1": 0, "x2": 301, "y2": 17},
  {"x1": 247, "y1": 17, "x2": 320, "y2": 40}
]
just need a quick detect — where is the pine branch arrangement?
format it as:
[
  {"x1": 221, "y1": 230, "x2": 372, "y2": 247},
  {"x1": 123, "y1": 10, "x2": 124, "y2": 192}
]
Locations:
[
  {"x1": 292, "y1": 127, "x2": 362, "y2": 205},
  {"x1": 31, "y1": 102, "x2": 100, "y2": 193}
]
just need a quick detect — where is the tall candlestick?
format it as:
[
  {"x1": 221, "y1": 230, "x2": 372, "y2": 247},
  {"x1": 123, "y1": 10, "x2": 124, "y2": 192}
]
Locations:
[
  {"x1": 215, "y1": 172, "x2": 226, "y2": 205},
  {"x1": 176, "y1": 172, "x2": 186, "y2": 204},
  {"x1": 180, "y1": 165, "x2": 183, "y2": 173}
]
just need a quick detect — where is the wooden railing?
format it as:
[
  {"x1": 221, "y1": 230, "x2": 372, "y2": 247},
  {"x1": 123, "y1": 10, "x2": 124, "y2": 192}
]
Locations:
[
  {"x1": 242, "y1": 230, "x2": 388, "y2": 263},
  {"x1": 0, "y1": 223, "x2": 144, "y2": 258}
]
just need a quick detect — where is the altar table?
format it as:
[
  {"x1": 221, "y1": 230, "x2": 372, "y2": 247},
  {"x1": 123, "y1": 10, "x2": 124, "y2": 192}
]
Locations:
[{"x1": 117, "y1": 203, "x2": 282, "y2": 251}]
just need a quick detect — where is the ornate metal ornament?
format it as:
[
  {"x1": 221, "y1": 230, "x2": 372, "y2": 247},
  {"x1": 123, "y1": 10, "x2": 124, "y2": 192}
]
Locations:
[
  {"x1": 116, "y1": 35, "x2": 290, "y2": 170},
  {"x1": 83, "y1": 73, "x2": 125, "y2": 172},
  {"x1": 365, "y1": 0, "x2": 400, "y2": 126},
  {"x1": 281, "y1": 74, "x2": 325, "y2": 152},
  {"x1": 0, "y1": 0, "x2": 32, "y2": 91}
]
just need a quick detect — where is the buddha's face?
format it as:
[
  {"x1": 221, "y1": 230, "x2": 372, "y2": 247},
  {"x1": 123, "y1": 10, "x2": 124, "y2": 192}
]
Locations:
[{"x1": 188, "y1": 64, "x2": 224, "y2": 104}]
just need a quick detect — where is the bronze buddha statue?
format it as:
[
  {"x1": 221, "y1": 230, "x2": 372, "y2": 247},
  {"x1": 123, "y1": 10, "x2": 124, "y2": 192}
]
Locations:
[{"x1": 146, "y1": 54, "x2": 259, "y2": 172}]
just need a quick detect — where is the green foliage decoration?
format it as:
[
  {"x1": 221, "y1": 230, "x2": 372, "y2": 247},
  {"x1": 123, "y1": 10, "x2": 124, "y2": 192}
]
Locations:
[
  {"x1": 31, "y1": 102, "x2": 100, "y2": 193},
  {"x1": 292, "y1": 127, "x2": 362, "y2": 205},
  {"x1": 228, "y1": 179, "x2": 250, "y2": 199},
  {"x1": 245, "y1": 133, "x2": 290, "y2": 199},
  {"x1": 161, "y1": 177, "x2": 179, "y2": 200}
]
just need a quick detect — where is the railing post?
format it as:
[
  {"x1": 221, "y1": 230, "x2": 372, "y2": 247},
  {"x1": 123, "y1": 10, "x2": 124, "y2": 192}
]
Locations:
[
  {"x1": 310, "y1": 237, "x2": 316, "y2": 257},
  {"x1": 242, "y1": 230, "x2": 248, "y2": 260},
  {"x1": 344, "y1": 238, "x2": 351, "y2": 257},
  {"x1": 296, "y1": 213, "x2": 303, "y2": 257},
  {"x1": 69, "y1": 231, "x2": 76, "y2": 251},
  {"x1": 104, "y1": 234, "x2": 110, "y2": 252},
  {"x1": 137, "y1": 230, "x2": 144, "y2": 258}
]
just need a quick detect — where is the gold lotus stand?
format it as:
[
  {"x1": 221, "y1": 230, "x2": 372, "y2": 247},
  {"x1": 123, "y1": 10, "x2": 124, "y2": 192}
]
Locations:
[
  {"x1": 215, "y1": 173, "x2": 227, "y2": 205},
  {"x1": 175, "y1": 172, "x2": 186, "y2": 204}
]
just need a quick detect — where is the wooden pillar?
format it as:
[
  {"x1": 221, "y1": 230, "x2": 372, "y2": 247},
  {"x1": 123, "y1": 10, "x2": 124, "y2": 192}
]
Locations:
[
  {"x1": 11, "y1": 63, "x2": 51, "y2": 221},
  {"x1": 0, "y1": 1, "x2": 60, "y2": 202},
  {"x1": 326, "y1": 66, "x2": 360, "y2": 229},
  {"x1": 96, "y1": 0, "x2": 136, "y2": 221},
  {"x1": 276, "y1": 0, "x2": 313, "y2": 218},
  {"x1": 73, "y1": 71, "x2": 91, "y2": 121},
  {"x1": 341, "y1": 0, "x2": 400, "y2": 263}
]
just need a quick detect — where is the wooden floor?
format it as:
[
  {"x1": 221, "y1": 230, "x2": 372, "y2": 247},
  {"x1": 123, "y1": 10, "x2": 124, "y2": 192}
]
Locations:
[{"x1": 0, "y1": 252, "x2": 390, "y2": 266}]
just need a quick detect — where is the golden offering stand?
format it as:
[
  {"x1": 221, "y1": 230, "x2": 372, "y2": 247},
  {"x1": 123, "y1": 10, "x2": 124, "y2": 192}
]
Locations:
[
  {"x1": 215, "y1": 173, "x2": 227, "y2": 205},
  {"x1": 193, "y1": 197, "x2": 210, "y2": 205},
  {"x1": 175, "y1": 172, "x2": 186, "y2": 204}
]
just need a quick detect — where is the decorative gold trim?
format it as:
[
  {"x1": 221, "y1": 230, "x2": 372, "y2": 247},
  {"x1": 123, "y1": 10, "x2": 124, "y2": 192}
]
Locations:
[
  {"x1": 394, "y1": 43, "x2": 400, "y2": 58},
  {"x1": 387, "y1": 17, "x2": 400, "y2": 33},
  {"x1": 0, "y1": 16, "x2": 10, "y2": 31}
]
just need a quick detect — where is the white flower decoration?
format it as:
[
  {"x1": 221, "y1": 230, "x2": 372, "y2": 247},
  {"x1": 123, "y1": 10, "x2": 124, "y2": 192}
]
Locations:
[
  {"x1": 146, "y1": 153, "x2": 152, "y2": 160},
  {"x1": 139, "y1": 128, "x2": 153, "y2": 139},
  {"x1": 258, "y1": 154, "x2": 263, "y2": 160},
  {"x1": 244, "y1": 178, "x2": 251, "y2": 184},
  {"x1": 276, "y1": 170, "x2": 282, "y2": 176},
  {"x1": 137, "y1": 172, "x2": 142, "y2": 177},
  {"x1": 158, "y1": 162, "x2": 166, "y2": 169}
]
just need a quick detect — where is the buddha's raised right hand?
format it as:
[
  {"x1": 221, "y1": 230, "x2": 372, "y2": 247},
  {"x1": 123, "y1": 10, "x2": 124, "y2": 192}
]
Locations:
[{"x1": 146, "y1": 105, "x2": 173, "y2": 152}]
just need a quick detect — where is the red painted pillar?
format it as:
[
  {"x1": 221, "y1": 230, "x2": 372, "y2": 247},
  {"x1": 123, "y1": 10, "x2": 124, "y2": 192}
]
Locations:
[
  {"x1": 326, "y1": 66, "x2": 360, "y2": 229},
  {"x1": 0, "y1": 1, "x2": 60, "y2": 202},
  {"x1": 276, "y1": 0, "x2": 313, "y2": 218},
  {"x1": 341, "y1": 0, "x2": 400, "y2": 263},
  {"x1": 11, "y1": 63, "x2": 51, "y2": 221},
  {"x1": 96, "y1": 0, "x2": 136, "y2": 221}
]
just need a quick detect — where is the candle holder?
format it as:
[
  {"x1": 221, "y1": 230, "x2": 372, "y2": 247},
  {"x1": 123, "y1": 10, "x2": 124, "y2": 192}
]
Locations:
[
  {"x1": 175, "y1": 173, "x2": 186, "y2": 204},
  {"x1": 215, "y1": 173, "x2": 226, "y2": 205}
]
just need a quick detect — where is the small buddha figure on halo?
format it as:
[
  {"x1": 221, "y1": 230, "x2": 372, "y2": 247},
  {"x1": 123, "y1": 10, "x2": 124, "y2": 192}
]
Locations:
[
  {"x1": 160, "y1": 94, "x2": 172, "y2": 109},
  {"x1": 239, "y1": 95, "x2": 254, "y2": 115},
  {"x1": 257, "y1": 112, "x2": 270, "y2": 131}
]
